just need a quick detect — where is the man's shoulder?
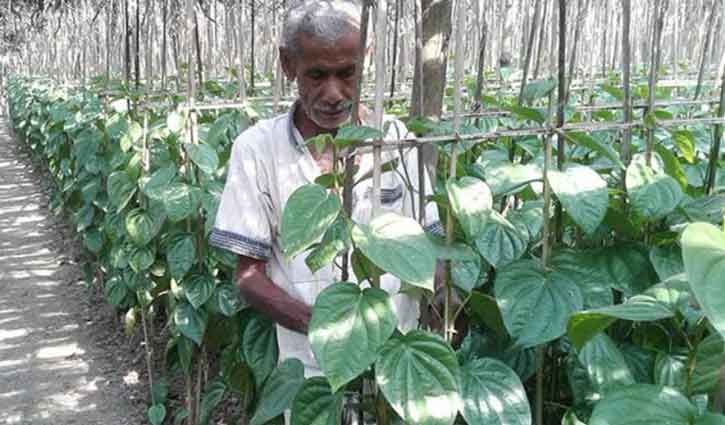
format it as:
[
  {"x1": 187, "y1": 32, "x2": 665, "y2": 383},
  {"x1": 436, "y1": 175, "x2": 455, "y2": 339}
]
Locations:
[{"x1": 231, "y1": 112, "x2": 290, "y2": 156}]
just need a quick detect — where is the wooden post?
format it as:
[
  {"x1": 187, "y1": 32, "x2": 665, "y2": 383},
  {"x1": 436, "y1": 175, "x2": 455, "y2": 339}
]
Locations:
[
  {"x1": 555, "y1": 0, "x2": 567, "y2": 243},
  {"x1": 389, "y1": 0, "x2": 401, "y2": 98}
]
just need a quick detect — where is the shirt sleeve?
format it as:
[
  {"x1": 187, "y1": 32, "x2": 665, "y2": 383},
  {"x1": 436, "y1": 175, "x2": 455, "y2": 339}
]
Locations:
[
  {"x1": 384, "y1": 119, "x2": 443, "y2": 237},
  {"x1": 209, "y1": 137, "x2": 274, "y2": 260}
]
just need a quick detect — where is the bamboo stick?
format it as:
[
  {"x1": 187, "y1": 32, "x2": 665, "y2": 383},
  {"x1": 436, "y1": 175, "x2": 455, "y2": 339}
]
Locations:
[
  {"x1": 706, "y1": 60, "x2": 725, "y2": 193},
  {"x1": 372, "y1": 0, "x2": 387, "y2": 218},
  {"x1": 622, "y1": 0, "x2": 633, "y2": 165}
]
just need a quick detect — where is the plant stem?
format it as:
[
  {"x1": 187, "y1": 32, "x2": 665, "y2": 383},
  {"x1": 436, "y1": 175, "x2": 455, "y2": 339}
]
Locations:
[{"x1": 341, "y1": 0, "x2": 370, "y2": 282}]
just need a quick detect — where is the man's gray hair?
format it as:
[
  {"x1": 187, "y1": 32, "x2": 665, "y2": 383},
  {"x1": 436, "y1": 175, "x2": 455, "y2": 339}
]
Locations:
[{"x1": 282, "y1": 0, "x2": 362, "y2": 55}]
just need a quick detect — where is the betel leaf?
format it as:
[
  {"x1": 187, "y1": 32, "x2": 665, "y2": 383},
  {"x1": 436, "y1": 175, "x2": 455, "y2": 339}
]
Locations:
[
  {"x1": 596, "y1": 244, "x2": 655, "y2": 296},
  {"x1": 446, "y1": 176, "x2": 493, "y2": 239},
  {"x1": 520, "y1": 78, "x2": 557, "y2": 104},
  {"x1": 104, "y1": 275, "x2": 129, "y2": 306},
  {"x1": 626, "y1": 160, "x2": 683, "y2": 220},
  {"x1": 242, "y1": 313, "x2": 279, "y2": 387},
  {"x1": 174, "y1": 301, "x2": 207, "y2": 345},
  {"x1": 588, "y1": 384, "x2": 697, "y2": 425},
  {"x1": 691, "y1": 333, "x2": 725, "y2": 395},
  {"x1": 548, "y1": 164, "x2": 609, "y2": 235},
  {"x1": 601, "y1": 84, "x2": 625, "y2": 101},
  {"x1": 495, "y1": 259, "x2": 583, "y2": 348},
  {"x1": 655, "y1": 143, "x2": 688, "y2": 190},
  {"x1": 167, "y1": 233, "x2": 196, "y2": 280},
  {"x1": 199, "y1": 380, "x2": 226, "y2": 425},
  {"x1": 125, "y1": 208, "x2": 163, "y2": 246},
  {"x1": 163, "y1": 183, "x2": 202, "y2": 222},
  {"x1": 184, "y1": 272, "x2": 215, "y2": 309},
  {"x1": 305, "y1": 217, "x2": 351, "y2": 273},
  {"x1": 309, "y1": 283, "x2": 396, "y2": 391},
  {"x1": 550, "y1": 249, "x2": 614, "y2": 309},
  {"x1": 334, "y1": 125, "x2": 384, "y2": 148},
  {"x1": 649, "y1": 244, "x2": 684, "y2": 281},
  {"x1": 567, "y1": 295, "x2": 674, "y2": 350},
  {"x1": 565, "y1": 131, "x2": 626, "y2": 170},
  {"x1": 291, "y1": 377, "x2": 344, "y2": 425},
  {"x1": 280, "y1": 184, "x2": 341, "y2": 258},
  {"x1": 459, "y1": 358, "x2": 531, "y2": 425},
  {"x1": 509, "y1": 105, "x2": 546, "y2": 124},
  {"x1": 375, "y1": 330, "x2": 461, "y2": 425},
  {"x1": 249, "y1": 359, "x2": 305, "y2": 425},
  {"x1": 670, "y1": 129, "x2": 696, "y2": 163},
  {"x1": 186, "y1": 143, "x2": 219, "y2": 175},
  {"x1": 695, "y1": 414, "x2": 725, "y2": 425},
  {"x1": 352, "y1": 213, "x2": 437, "y2": 291},
  {"x1": 578, "y1": 333, "x2": 635, "y2": 396},
  {"x1": 143, "y1": 166, "x2": 176, "y2": 200},
  {"x1": 474, "y1": 210, "x2": 528, "y2": 268},
  {"x1": 148, "y1": 404, "x2": 166, "y2": 425},
  {"x1": 654, "y1": 353, "x2": 687, "y2": 393},
  {"x1": 681, "y1": 223, "x2": 725, "y2": 338},
  {"x1": 107, "y1": 170, "x2": 137, "y2": 210},
  {"x1": 482, "y1": 161, "x2": 542, "y2": 196}
]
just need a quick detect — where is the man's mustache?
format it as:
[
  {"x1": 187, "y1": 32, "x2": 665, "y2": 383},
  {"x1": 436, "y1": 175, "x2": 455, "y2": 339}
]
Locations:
[{"x1": 316, "y1": 101, "x2": 353, "y2": 114}]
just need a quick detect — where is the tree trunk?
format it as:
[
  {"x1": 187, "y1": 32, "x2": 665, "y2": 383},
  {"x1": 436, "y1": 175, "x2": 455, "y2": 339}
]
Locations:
[
  {"x1": 695, "y1": 1, "x2": 718, "y2": 100},
  {"x1": 519, "y1": 0, "x2": 543, "y2": 104},
  {"x1": 533, "y1": 0, "x2": 549, "y2": 79},
  {"x1": 410, "y1": 0, "x2": 452, "y2": 119}
]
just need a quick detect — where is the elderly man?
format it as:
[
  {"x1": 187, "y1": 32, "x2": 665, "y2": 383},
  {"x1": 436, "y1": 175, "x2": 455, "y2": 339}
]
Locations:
[{"x1": 210, "y1": 1, "x2": 439, "y2": 421}]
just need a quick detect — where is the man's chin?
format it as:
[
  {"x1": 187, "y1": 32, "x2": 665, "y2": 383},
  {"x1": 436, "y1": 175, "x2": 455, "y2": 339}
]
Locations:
[{"x1": 311, "y1": 113, "x2": 351, "y2": 131}]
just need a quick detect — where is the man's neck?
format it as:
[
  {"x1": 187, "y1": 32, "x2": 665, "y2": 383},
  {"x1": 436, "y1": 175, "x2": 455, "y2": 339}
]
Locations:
[{"x1": 293, "y1": 104, "x2": 337, "y2": 142}]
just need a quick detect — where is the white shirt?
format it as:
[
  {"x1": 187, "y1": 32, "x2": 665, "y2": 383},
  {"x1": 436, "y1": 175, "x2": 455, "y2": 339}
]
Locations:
[{"x1": 210, "y1": 104, "x2": 441, "y2": 375}]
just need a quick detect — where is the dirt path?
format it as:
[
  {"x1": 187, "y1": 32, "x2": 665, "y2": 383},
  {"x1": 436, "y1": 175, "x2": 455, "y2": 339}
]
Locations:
[{"x1": 0, "y1": 119, "x2": 145, "y2": 425}]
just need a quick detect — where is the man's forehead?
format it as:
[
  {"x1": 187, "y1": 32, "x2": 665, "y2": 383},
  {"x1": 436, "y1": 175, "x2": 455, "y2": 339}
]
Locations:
[{"x1": 296, "y1": 31, "x2": 363, "y2": 61}]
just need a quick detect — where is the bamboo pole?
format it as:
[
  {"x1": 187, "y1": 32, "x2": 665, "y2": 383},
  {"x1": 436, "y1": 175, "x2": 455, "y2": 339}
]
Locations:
[
  {"x1": 342, "y1": 0, "x2": 371, "y2": 283},
  {"x1": 706, "y1": 62, "x2": 725, "y2": 194},
  {"x1": 443, "y1": 0, "x2": 466, "y2": 345},
  {"x1": 372, "y1": 0, "x2": 387, "y2": 218},
  {"x1": 555, "y1": 0, "x2": 567, "y2": 244},
  {"x1": 622, "y1": 0, "x2": 633, "y2": 165}
]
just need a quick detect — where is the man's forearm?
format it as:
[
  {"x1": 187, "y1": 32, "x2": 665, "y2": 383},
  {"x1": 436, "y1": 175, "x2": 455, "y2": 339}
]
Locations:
[{"x1": 236, "y1": 259, "x2": 312, "y2": 334}]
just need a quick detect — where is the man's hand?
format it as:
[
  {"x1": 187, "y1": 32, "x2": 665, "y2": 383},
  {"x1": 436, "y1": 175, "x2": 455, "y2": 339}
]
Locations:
[{"x1": 235, "y1": 256, "x2": 312, "y2": 334}]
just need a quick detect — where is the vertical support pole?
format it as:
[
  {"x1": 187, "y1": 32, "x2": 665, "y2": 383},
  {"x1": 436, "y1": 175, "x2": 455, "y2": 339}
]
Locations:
[
  {"x1": 238, "y1": 0, "x2": 247, "y2": 102},
  {"x1": 622, "y1": 0, "x2": 632, "y2": 165},
  {"x1": 372, "y1": 0, "x2": 388, "y2": 218},
  {"x1": 343, "y1": 0, "x2": 371, "y2": 283},
  {"x1": 706, "y1": 64, "x2": 725, "y2": 194},
  {"x1": 443, "y1": 0, "x2": 466, "y2": 345},
  {"x1": 555, "y1": 0, "x2": 567, "y2": 242}
]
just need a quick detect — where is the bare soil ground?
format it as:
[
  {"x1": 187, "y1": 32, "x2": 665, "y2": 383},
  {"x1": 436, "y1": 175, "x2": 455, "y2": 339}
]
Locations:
[{"x1": 0, "y1": 118, "x2": 147, "y2": 425}]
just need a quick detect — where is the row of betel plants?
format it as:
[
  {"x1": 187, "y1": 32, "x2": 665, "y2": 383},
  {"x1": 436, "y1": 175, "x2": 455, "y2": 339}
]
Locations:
[
  {"x1": 9, "y1": 71, "x2": 724, "y2": 422},
  {"x1": 274, "y1": 69, "x2": 725, "y2": 425},
  {"x1": 5, "y1": 75, "x2": 325, "y2": 425}
]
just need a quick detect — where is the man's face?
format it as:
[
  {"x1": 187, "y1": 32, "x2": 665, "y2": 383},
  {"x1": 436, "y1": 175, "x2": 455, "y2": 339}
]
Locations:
[{"x1": 282, "y1": 30, "x2": 361, "y2": 131}]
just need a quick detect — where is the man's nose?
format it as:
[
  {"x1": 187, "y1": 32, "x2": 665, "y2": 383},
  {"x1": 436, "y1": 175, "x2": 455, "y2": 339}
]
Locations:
[{"x1": 320, "y1": 79, "x2": 345, "y2": 105}]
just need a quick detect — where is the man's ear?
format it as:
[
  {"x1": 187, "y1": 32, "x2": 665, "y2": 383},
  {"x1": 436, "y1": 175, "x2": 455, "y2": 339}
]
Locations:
[{"x1": 279, "y1": 47, "x2": 296, "y2": 82}]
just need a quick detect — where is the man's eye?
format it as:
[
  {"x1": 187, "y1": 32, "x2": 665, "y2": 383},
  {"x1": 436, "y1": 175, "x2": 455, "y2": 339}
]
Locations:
[
  {"x1": 308, "y1": 71, "x2": 325, "y2": 80},
  {"x1": 338, "y1": 68, "x2": 356, "y2": 79}
]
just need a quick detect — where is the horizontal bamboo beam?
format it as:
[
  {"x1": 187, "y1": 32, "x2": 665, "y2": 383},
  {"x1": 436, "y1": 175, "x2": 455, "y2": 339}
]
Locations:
[{"x1": 352, "y1": 116, "x2": 725, "y2": 154}]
